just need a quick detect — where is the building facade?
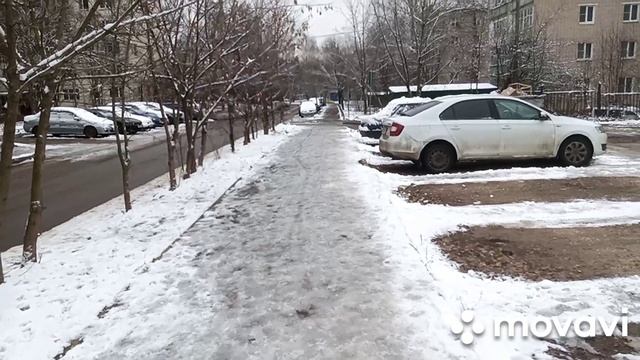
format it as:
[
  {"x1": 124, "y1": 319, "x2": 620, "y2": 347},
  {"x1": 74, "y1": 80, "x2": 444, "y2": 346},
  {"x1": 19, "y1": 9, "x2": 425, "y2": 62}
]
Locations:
[{"x1": 489, "y1": 0, "x2": 640, "y2": 93}]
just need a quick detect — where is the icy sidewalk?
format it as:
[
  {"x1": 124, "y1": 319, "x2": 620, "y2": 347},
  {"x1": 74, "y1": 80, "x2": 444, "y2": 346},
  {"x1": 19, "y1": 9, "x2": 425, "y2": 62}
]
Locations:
[
  {"x1": 62, "y1": 120, "x2": 456, "y2": 359},
  {"x1": 0, "y1": 123, "x2": 301, "y2": 360}
]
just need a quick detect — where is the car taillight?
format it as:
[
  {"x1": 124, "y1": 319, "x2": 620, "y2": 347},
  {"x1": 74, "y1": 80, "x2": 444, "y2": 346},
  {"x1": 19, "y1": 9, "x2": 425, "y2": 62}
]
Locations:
[{"x1": 389, "y1": 122, "x2": 404, "y2": 136}]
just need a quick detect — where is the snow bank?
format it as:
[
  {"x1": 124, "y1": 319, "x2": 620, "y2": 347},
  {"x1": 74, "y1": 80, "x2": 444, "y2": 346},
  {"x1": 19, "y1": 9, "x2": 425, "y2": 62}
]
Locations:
[
  {"x1": 0, "y1": 123, "x2": 301, "y2": 360},
  {"x1": 345, "y1": 128, "x2": 640, "y2": 358}
]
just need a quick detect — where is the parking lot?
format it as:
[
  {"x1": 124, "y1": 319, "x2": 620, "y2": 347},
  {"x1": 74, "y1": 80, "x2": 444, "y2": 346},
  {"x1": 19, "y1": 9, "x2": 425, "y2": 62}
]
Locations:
[{"x1": 350, "y1": 120, "x2": 640, "y2": 358}]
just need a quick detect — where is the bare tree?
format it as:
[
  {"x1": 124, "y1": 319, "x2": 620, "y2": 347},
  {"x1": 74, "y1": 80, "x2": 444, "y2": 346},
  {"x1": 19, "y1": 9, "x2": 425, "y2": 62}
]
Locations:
[{"x1": 346, "y1": 0, "x2": 374, "y2": 114}]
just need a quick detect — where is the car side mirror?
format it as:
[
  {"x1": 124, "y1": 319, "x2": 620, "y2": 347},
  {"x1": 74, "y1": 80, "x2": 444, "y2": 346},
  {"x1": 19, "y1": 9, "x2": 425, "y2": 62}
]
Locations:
[{"x1": 539, "y1": 111, "x2": 550, "y2": 121}]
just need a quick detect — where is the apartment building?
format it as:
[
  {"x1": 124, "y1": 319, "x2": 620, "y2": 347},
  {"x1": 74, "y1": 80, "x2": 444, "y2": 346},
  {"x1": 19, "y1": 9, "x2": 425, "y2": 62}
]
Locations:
[
  {"x1": 60, "y1": 0, "x2": 149, "y2": 107},
  {"x1": 437, "y1": 6, "x2": 492, "y2": 85},
  {"x1": 490, "y1": 0, "x2": 640, "y2": 92}
]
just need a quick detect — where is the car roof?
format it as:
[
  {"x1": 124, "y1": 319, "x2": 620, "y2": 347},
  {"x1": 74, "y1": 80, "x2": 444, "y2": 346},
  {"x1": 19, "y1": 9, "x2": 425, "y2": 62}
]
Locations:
[{"x1": 52, "y1": 106, "x2": 91, "y2": 115}]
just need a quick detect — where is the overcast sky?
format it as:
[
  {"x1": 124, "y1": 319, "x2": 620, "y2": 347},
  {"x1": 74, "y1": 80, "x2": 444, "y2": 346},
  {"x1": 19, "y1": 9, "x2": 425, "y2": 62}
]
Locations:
[{"x1": 300, "y1": 0, "x2": 351, "y2": 44}]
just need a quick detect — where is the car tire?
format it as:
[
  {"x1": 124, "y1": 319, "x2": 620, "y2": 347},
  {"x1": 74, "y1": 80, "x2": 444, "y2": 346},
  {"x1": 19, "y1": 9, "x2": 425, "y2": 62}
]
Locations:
[
  {"x1": 557, "y1": 136, "x2": 593, "y2": 167},
  {"x1": 421, "y1": 143, "x2": 455, "y2": 174},
  {"x1": 31, "y1": 126, "x2": 39, "y2": 136},
  {"x1": 84, "y1": 126, "x2": 99, "y2": 138}
]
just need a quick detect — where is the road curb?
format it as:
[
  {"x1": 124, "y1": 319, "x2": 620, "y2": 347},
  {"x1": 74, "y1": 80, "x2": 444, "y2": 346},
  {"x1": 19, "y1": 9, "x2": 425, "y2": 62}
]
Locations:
[{"x1": 12, "y1": 154, "x2": 33, "y2": 165}]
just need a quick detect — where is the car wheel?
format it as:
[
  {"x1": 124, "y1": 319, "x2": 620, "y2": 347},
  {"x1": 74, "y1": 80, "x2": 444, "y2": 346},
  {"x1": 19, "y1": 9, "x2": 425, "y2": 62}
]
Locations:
[
  {"x1": 31, "y1": 126, "x2": 39, "y2": 136},
  {"x1": 84, "y1": 126, "x2": 99, "y2": 138},
  {"x1": 421, "y1": 143, "x2": 455, "y2": 174},
  {"x1": 558, "y1": 136, "x2": 593, "y2": 167}
]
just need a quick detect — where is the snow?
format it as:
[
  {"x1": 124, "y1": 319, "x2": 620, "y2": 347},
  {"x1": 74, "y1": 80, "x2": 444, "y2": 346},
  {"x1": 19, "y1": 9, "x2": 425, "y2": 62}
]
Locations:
[
  {"x1": 3, "y1": 106, "x2": 639, "y2": 359},
  {"x1": 49, "y1": 117, "x2": 449, "y2": 359},
  {"x1": 388, "y1": 83, "x2": 497, "y2": 94},
  {"x1": 0, "y1": 122, "x2": 302, "y2": 360},
  {"x1": 346, "y1": 127, "x2": 640, "y2": 358},
  {"x1": 354, "y1": 96, "x2": 431, "y2": 125}
]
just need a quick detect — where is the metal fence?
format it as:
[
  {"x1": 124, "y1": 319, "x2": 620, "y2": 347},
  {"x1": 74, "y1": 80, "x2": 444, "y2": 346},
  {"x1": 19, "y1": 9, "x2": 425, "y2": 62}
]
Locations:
[{"x1": 543, "y1": 91, "x2": 640, "y2": 118}]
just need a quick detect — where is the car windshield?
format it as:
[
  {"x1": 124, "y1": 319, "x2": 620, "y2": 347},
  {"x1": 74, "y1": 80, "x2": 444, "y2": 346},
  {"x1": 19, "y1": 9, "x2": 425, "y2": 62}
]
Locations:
[{"x1": 398, "y1": 100, "x2": 441, "y2": 116}]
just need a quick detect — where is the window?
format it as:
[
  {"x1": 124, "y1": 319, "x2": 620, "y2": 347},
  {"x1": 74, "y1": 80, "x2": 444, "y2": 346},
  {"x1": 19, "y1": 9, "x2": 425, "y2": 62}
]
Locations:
[
  {"x1": 492, "y1": 16, "x2": 511, "y2": 35},
  {"x1": 622, "y1": 41, "x2": 636, "y2": 58},
  {"x1": 494, "y1": 100, "x2": 540, "y2": 120},
  {"x1": 577, "y1": 43, "x2": 593, "y2": 60},
  {"x1": 623, "y1": 3, "x2": 639, "y2": 21},
  {"x1": 398, "y1": 101, "x2": 441, "y2": 117},
  {"x1": 618, "y1": 77, "x2": 634, "y2": 93},
  {"x1": 579, "y1": 5, "x2": 595, "y2": 24},
  {"x1": 440, "y1": 100, "x2": 494, "y2": 120},
  {"x1": 520, "y1": 6, "x2": 534, "y2": 29},
  {"x1": 79, "y1": 0, "x2": 89, "y2": 10}
]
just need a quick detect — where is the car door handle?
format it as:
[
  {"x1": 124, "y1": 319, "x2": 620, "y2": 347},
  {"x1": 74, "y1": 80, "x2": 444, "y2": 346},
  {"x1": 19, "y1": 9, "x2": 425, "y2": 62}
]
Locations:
[
  {"x1": 501, "y1": 126, "x2": 512, "y2": 130},
  {"x1": 449, "y1": 126, "x2": 461, "y2": 131}
]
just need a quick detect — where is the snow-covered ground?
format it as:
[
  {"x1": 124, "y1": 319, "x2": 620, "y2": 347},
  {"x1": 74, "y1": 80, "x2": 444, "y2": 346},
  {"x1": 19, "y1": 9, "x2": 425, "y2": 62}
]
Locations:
[
  {"x1": 348, "y1": 129, "x2": 640, "y2": 358},
  {"x1": 0, "y1": 123, "x2": 301, "y2": 360},
  {"x1": 3, "y1": 107, "x2": 639, "y2": 359}
]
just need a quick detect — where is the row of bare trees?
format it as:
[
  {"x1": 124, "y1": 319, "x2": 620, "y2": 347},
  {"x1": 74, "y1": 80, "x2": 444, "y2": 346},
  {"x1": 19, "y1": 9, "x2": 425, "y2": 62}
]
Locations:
[
  {"x1": 292, "y1": 0, "x2": 491, "y2": 114},
  {"x1": 0, "y1": 0, "x2": 301, "y2": 284}
]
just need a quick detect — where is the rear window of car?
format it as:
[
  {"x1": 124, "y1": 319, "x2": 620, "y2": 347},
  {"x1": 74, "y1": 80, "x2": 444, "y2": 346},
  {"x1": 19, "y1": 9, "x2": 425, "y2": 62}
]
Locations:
[
  {"x1": 397, "y1": 101, "x2": 441, "y2": 117},
  {"x1": 440, "y1": 100, "x2": 494, "y2": 120}
]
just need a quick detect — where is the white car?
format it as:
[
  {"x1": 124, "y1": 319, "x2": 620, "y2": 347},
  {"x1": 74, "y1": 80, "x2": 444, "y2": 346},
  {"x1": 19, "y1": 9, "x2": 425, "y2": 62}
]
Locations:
[
  {"x1": 299, "y1": 101, "x2": 318, "y2": 117},
  {"x1": 23, "y1": 107, "x2": 116, "y2": 138},
  {"x1": 359, "y1": 96, "x2": 432, "y2": 138},
  {"x1": 95, "y1": 106, "x2": 156, "y2": 130},
  {"x1": 379, "y1": 95, "x2": 607, "y2": 173}
]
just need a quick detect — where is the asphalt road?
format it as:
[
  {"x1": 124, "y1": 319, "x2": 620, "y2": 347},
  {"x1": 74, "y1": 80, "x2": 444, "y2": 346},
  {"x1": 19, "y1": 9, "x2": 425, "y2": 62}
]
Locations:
[{"x1": 1, "y1": 111, "x2": 296, "y2": 252}]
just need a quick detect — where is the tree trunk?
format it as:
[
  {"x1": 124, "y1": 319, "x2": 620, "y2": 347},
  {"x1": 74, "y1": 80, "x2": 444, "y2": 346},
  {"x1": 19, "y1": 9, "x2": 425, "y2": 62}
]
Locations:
[
  {"x1": 145, "y1": 22, "x2": 177, "y2": 190},
  {"x1": 262, "y1": 104, "x2": 269, "y2": 135},
  {"x1": 270, "y1": 103, "x2": 276, "y2": 132},
  {"x1": 243, "y1": 105, "x2": 251, "y2": 145},
  {"x1": 228, "y1": 101, "x2": 235, "y2": 152},
  {"x1": 23, "y1": 78, "x2": 55, "y2": 262},
  {"x1": 251, "y1": 106, "x2": 257, "y2": 140},
  {"x1": 198, "y1": 122, "x2": 207, "y2": 167},
  {"x1": 111, "y1": 35, "x2": 132, "y2": 212},
  {"x1": 181, "y1": 97, "x2": 196, "y2": 177},
  {"x1": 0, "y1": 0, "x2": 21, "y2": 281}
]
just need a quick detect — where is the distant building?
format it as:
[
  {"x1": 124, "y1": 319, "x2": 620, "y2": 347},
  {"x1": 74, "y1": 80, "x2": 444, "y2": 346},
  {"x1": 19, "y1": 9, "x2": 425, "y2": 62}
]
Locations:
[
  {"x1": 489, "y1": 0, "x2": 640, "y2": 92},
  {"x1": 437, "y1": 6, "x2": 492, "y2": 85}
]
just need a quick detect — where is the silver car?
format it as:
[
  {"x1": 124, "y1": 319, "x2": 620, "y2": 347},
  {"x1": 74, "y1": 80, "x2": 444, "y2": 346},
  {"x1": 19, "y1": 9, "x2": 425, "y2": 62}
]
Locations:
[{"x1": 23, "y1": 107, "x2": 116, "y2": 138}]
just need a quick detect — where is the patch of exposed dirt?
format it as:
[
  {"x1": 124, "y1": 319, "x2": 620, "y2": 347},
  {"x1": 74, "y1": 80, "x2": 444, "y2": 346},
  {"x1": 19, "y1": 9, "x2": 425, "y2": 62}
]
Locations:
[
  {"x1": 434, "y1": 224, "x2": 640, "y2": 281},
  {"x1": 400, "y1": 177, "x2": 640, "y2": 206},
  {"x1": 546, "y1": 323, "x2": 640, "y2": 359}
]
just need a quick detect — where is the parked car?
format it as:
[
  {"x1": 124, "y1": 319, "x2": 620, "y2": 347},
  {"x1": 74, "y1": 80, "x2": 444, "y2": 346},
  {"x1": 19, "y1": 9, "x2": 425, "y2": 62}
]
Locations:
[
  {"x1": 23, "y1": 107, "x2": 116, "y2": 138},
  {"x1": 379, "y1": 95, "x2": 608, "y2": 173},
  {"x1": 121, "y1": 103, "x2": 165, "y2": 126},
  {"x1": 131, "y1": 102, "x2": 186, "y2": 123},
  {"x1": 593, "y1": 106, "x2": 640, "y2": 120},
  {"x1": 299, "y1": 101, "x2": 318, "y2": 117},
  {"x1": 359, "y1": 97, "x2": 432, "y2": 139},
  {"x1": 93, "y1": 106, "x2": 156, "y2": 130},
  {"x1": 86, "y1": 108, "x2": 144, "y2": 134}
]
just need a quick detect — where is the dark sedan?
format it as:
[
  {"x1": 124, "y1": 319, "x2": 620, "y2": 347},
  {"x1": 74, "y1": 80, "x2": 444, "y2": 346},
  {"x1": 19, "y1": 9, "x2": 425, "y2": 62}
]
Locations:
[{"x1": 87, "y1": 108, "x2": 142, "y2": 134}]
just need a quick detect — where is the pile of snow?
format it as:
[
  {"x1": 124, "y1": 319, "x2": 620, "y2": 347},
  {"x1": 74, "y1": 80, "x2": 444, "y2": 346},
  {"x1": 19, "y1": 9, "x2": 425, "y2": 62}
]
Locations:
[
  {"x1": 357, "y1": 96, "x2": 431, "y2": 125},
  {"x1": 346, "y1": 129, "x2": 640, "y2": 358},
  {"x1": 0, "y1": 122, "x2": 302, "y2": 360}
]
